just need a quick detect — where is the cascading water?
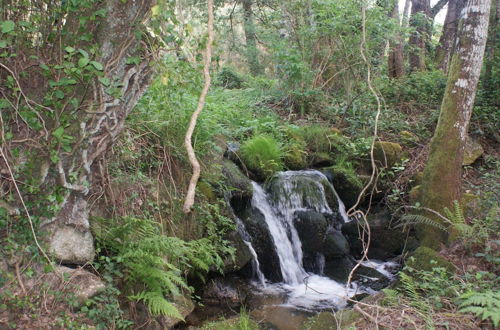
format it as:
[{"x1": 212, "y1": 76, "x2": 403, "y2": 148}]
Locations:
[{"x1": 247, "y1": 170, "x2": 361, "y2": 310}]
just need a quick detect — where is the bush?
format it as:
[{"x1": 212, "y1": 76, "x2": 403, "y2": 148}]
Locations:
[
  {"x1": 215, "y1": 67, "x2": 245, "y2": 89},
  {"x1": 240, "y1": 135, "x2": 283, "y2": 179},
  {"x1": 299, "y1": 125, "x2": 335, "y2": 153}
]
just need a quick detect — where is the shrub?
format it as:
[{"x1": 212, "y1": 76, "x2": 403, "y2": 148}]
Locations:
[
  {"x1": 215, "y1": 67, "x2": 245, "y2": 89},
  {"x1": 240, "y1": 135, "x2": 283, "y2": 179},
  {"x1": 299, "y1": 125, "x2": 334, "y2": 153}
]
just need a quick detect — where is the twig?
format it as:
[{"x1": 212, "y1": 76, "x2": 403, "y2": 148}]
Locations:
[{"x1": 183, "y1": 0, "x2": 214, "y2": 213}]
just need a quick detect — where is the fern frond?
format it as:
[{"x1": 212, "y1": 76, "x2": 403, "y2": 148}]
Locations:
[
  {"x1": 131, "y1": 291, "x2": 183, "y2": 320},
  {"x1": 397, "y1": 214, "x2": 448, "y2": 232},
  {"x1": 459, "y1": 291, "x2": 500, "y2": 327}
]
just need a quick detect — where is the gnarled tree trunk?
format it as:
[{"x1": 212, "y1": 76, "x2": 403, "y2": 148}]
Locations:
[
  {"x1": 418, "y1": 0, "x2": 491, "y2": 249},
  {"x1": 409, "y1": 0, "x2": 431, "y2": 71}
]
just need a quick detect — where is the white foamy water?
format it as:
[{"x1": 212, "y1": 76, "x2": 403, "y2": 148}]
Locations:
[
  {"x1": 361, "y1": 259, "x2": 399, "y2": 280},
  {"x1": 250, "y1": 171, "x2": 359, "y2": 310}
]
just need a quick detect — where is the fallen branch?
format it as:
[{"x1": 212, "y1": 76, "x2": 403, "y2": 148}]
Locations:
[{"x1": 183, "y1": 0, "x2": 214, "y2": 213}]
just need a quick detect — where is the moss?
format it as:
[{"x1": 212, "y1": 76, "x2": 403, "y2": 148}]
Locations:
[
  {"x1": 405, "y1": 246, "x2": 454, "y2": 273},
  {"x1": 197, "y1": 181, "x2": 217, "y2": 202},
  {"x1": 373, "y1": 141, "x2": 403, "y2": 168},
  {"x1": 309, "y1": 152, "x2": 335, "y2": 167},
  {"x1": 411, "y1": 171, "x2": 424, "y2": 186},
  {"x1": 222, "y1": 160, "x2": 253, "y2": 198},
  {"x1": 300, "y1": 125, "x2": 337, "y2": 153},
  {"x1": 202, "y1": 315, "x2": 259, "y2": 330},
  {"x1": 327, "y1": 162, "x2": 363, "y2": 208},
  {"x1": 400, "y1": 130, "x2": 419, "y2": 143},
  {"x1": 284, "y1": 139, "x2": 308, "y2": 170}
]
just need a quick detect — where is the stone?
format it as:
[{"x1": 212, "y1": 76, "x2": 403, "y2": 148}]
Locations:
[
  {"x1": 42, "y1": 194, "x2": 95, "y2": 264},
  {"x1": 323, "y1": 230, "x2": 350, "y2": 258},
  {"x1": 222, "y1": 230, "x2": 253, "y2": 273},
  {"x1": 158, "y1": 295, "x2": 195, "y2": 329},
  {"x1": 373, "y1": 141, "x2": 403, "y2": 168},
  {"x1": 53, "y1": 266, "x2": 105, "y2": 304},
  {"x1": 293, "y1": 210, "x2": 328, "y2": 253},
  {"x1": 405, "y1": 246, "x2": 454, "y2": 273},
  {"x1": 463, "y1": 136, "x2": 483, "y2": 165},
  {"x1": 222, "y1": 160, "x2": 253, "y2": 198},
  {"x1": 323, "y1": 256, "x2": 355, "y2": 282},
  {"x1": 322, "y1": 167, "x2": 363, "y2": 209},
  {"x1": 202, "y1": 278, "x2": 243, "y2": 308},
  {"x1": 309, "y1": 152, "x2": 335, "y2": 167}
]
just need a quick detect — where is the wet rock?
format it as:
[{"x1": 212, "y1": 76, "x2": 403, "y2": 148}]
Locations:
[
  {"x1": 42, "y1": 194, "x2": 95, "y2": 264},
  {"x1": 293, "y1": 210, "x2": 328, "y2": 254},
  {"x1": 222, "y1": 230, "x2": 253, "y2": 273},
  {"x1": 323, "y1": 230, "x2": 350, "y2": 258},
  {"x1": 309, "y1": 152, "x2": 335, "y2": 167},
  {"x1": 202, "y1": 278, "x2": 244, "y2": 308},
  {"x1": 222, "y1": 160, "x2": 253, "y2": 199},
  {"x1": 463, "y1": 136, "x2": 483, "y2": 165},
  {"x1": 323, "y1": 256, "x2": 355, "y2": 282},
  {"x1": 406, "y1": 246, "x2": 454, "y2": 273},
  {"x1": 224, "y1": 141, "x2": 241, "y2": 163},
  {"x1": 237, "y1": 204, "x2": 282, "y2": 282},
  {"x1": 352, "y1": 265, "x2": 390, "y2": 291}
]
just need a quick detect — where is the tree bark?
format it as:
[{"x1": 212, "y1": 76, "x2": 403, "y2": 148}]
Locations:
[
  {"x1": 435, "y1": 0, "x2": 467, "y2": 72},
  {"x1": 482, "y1": 0, "x2": 499, "y2": 98},
  {"x1": 388, "y1": 0, "x2": 406, "y2": 78},
  {"x1": 418, "y1": 0, "x2": 491, "y2": 249},
  {"x1": 241, "y1": 0, "x2": 263, "y2": 76},
  {"x1": 0, "y1": 0, "x2": 155, "y2": 263},
  {"x1": 409, "y1": 0, "x2": 431, "y2": 71}
]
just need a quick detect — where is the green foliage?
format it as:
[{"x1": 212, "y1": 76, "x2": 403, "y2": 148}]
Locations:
[
  {"x1": 240, "y1": 135, "x2": 283, "y2": 179},
  {"x1": 299, "y1": 125, "x2": 334, "y2": 153},
  {"x1": 92, "y1": 215, "x2": 228, "y2": 319},
  {"x1": 458, "y1": 291, "x2": 500, "y2": 327},
  {"x1": 215, "y1": 67, "x2": 245, "y2": 89}
]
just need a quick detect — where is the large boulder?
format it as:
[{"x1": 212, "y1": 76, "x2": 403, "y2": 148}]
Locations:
[
  {"x1": 42, "y1": 194, "x2": 95, "y2": 264},
  {"x1": 322, "y1": 167, "x2": 363, "y2": 209},
  {"x1": 222, "y1": 160, "x2": 253, "y2": 199},
  {"x1": 323, "y1": 256, "x2": 356, "y2": 282},
  {"x1": 293, "y1": 210, "x2": 328, "y2": 254},
  {"x1": 323, "y1": 230, "x2": 350, "y2": 258},
  {"x1": 222, "y1": 230, "x2": 253, "y2": 273},
  {"x1": 237, "y1": 203, "x2": 282, "y2": 282},
  {"x1": 463, "y1": 136, "x2": 483, "y2": 165}
]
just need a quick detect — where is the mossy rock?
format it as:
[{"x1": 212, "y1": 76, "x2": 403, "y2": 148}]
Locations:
[
  {"x1": 240, "y1": 135, "x2": 284, "y2": 180},
  {"x1": 309, "y1": 152, "x2": 335, "y2": 167},
  {"x1": 411, "y1": 171, "x2": 424, "y2": 187},
  {"x1": 400, "y1": 130, "x2": 419, "y2": 143},
  {"x1": 222, "y1": 160, "x2": 253, "y2": 198},
  {"x1": 405, "y1": 246, "x2": 454, "y2": 273},
  {"x1": 463, "y1": 136, "x2": 483, "y2": 165},
  {"x1": 373, "y1": 141, "x2": 403, "y2": 168},
  {"x1": 324, "y1": 165, "x2": 363, "y2": 208}
]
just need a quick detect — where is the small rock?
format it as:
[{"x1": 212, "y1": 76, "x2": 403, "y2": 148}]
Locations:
[
  {"x1": 463, "y1": 136, "x2": 483, "y2": 165},
  {"x1": 373, "y1": 141, "x2": 403, "y2": 168}
]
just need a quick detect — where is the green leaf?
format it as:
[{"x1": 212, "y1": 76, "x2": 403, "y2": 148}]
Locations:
[
  {"x1": 98, "y1": 77, "x2": 110, "y2": 86},
  {"x1": 0, "y1": 98, "x2": 9, "y2": 109},
  {"x1": 90, "y1": 61, "x2": 103, "y2": 71},
  {"x1": 40, "y1": 63, "x2": 50, "y2": 71},
  {"x1": 78, "y1": 49, "x2": 89, "y2": 58},
  {"x1": 64, "y1": 46, "x2": 75, "y2": 53},
  {"x1": 0, "y1": 40, "x2": 7, "y2": 48},
  {"x1": 78, "y1": 57, "x2": 90, "y2": 67},
  {"x1": 55, "y1": 90, "x2": 65, "y2": 99},
  {"x1": 1, "y1": 20, "x2": 15, "y2": 33},
  {"x1": 52, "y1": 127, "x2": 65, "y2": 140}
]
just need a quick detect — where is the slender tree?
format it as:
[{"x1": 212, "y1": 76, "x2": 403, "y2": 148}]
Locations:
[
  {"x1": 388, "y1": 0, "x2": 405, "y2": 78},
  {"x1": 435, "y1": 0, "x2": 467, "y2": 72},
  {"x1": 241, "y1": 0, "x2": 263, "y2": 75},
  {"x1": 409, "y1": 0, "x2": 431, "y2": 71},
  {"x1": 418, "y1": 0, "x2": 491, "y2": 248}
]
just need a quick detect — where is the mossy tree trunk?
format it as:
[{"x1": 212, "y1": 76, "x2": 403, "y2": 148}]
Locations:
[
  {"x1": 418, "y1": 0, "x2": 491, "y2": 249},
  {"x1": 241, "y1": 0, "x2": 263, "y2": 76},
  {"x1": 388, "y1": 0, "x2": 406, "y2": 78},
  {"x1": 0, "y1": 0, "x2": 155, "y2": 263},
  {"x1": 482, "y1": 0, "x2": 499, "y2": 98},
  {"x1": 435, "y1": 0, "x2": 467, "y2": 72}
]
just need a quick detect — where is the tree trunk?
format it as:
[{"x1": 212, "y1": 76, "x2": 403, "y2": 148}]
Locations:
[
  {"x1": 409, "y1": 0, "x2": 431, "y2": 71},
  {"x1": 403, "y1": 0, "x2": 412, "y2": 27},
  {"x1": 435, "y1": 0, "x2": 467, "y2": 72},
  {"x1": 482, "y1": 0, "x2": 499, "y2": 98},
  {"x1": 418, "y1": 0, "x2": 491, "y2": 249},
  {"x1": 0, "y1": 1, "x2": 155, "y2": 263},
  {"x1": 242, "y1": 0, "x2": 263, "y2": 76},
  {"x1": 388, "y1": 0, "x2": 406, "y2": 78}
]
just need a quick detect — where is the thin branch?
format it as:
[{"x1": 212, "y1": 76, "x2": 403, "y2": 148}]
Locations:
[
  {"x1": 183, "y1": 0, "x2": 214, "y2": 214},
  {"x1": 431, "y1": 0, "x2": 449, "y2": 18}
]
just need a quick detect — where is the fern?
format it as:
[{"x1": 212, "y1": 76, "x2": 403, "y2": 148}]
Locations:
[
  {"x1": 91, "y1": 216, "x2": 227, "y2": 319},
  {"x1": 458, "y1": 290, "x2": 500, "y2": 327},
  {"x1": 397, "y1": 214, "x2": 448, "y2": 232},
  {"x1": 130, "y1": 291, "x2": 184, "y2": 319}
]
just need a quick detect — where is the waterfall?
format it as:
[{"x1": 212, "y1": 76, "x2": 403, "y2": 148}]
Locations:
[
  {"x1": 251, "y1": 182, "x2": 307, "y2": 285},
  {"x1": 248, "y1": 170, "x2": 359, "y2": 309}
]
